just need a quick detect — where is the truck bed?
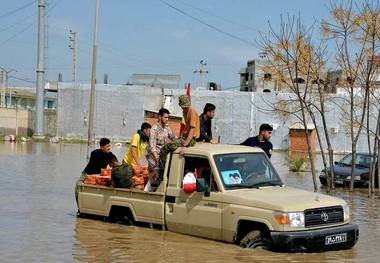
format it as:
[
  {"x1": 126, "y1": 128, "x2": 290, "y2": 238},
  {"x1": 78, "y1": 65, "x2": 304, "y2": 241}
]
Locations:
[{"x1": 78, "y1": 183, "x2": 165, "y2": 225}]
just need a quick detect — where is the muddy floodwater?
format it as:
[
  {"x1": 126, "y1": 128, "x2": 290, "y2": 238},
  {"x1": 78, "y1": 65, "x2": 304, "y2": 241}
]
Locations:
[{"x1": 1, "y1": 142, "x2": 380, "y2": 262}]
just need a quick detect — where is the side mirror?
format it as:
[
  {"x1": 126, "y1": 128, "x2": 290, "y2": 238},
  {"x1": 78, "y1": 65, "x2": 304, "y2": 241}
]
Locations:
[
  {"x1": 196, "y1": 178, "x2": 210, "y2": 197},
  {"x1": 334, "y1": 161, "x2": 339, "y2": 165}
]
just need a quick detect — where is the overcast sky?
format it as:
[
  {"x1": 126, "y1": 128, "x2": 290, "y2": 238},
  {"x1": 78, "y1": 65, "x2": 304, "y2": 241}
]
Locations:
[{"x1": 0, "y1": 0, "x2": 331, "y2": 89}]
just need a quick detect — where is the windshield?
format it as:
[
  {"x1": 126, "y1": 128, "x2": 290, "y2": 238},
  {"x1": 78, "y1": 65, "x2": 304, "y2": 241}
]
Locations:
[
  {"x1": 339, "y1": 154, "x2": 372, "y2": 168},
  {"x1": 213, "y1": 152, "x2": 283, "y2": 190}
]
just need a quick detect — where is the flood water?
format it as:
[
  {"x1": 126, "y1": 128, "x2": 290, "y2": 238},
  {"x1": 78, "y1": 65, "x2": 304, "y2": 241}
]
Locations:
[{"x1": 0, "y1": 141, "x2": 379, "y2": 262}]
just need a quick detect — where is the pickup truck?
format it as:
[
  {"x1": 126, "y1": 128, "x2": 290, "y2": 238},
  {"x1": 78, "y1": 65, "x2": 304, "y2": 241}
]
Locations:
[{"x1": 77, "y1": 144, "x2": 359, "y2": 252}]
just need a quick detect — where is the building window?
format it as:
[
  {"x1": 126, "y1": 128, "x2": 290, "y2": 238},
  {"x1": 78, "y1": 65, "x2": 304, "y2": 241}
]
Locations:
[
  {"x1": 264, "y1": 73, "x2": 272, "y2": 81},
  {"x1": 293, "y1": 77, "x2": 305, "y2": 84}
]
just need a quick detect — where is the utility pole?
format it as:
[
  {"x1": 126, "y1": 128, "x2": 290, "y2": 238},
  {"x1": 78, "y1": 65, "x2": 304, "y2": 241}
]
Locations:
[
  {"x1": 193, "y1": 60, "x2": 208, "y2": 88},
  {"x1": 87, "y1": 0, "x2": 100, "y2": 160},
  {"x1": 69, "y1": 30, "x2": 78, "y2": 87},
  {"x1": 34, "y1": 0, "x2": 46, "y2": 137},
  {"x1": 0, "y1": 70, "x2": 4, "y2": 107}
]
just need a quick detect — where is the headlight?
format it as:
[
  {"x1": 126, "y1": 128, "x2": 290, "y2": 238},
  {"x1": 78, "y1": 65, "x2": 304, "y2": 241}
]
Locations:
[
  {"x1": 274, "y1": 212, "x2": 305, "y2": 227},
  {"x1": 342, "y1": 204, "x2": 350, "y2": 221}
]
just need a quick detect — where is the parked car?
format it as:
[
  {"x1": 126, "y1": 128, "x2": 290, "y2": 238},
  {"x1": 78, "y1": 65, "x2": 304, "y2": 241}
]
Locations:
[{"x1": 319, "y1": 153, "x2": 378, "y2": 188}]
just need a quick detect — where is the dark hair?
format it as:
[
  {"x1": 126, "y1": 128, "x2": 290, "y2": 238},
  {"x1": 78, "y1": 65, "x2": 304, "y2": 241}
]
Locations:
[
  {"x1": 99, "y1": 137, "x2": 110, "y2": 147},
  {"x1": 203, "y1": 103, "x2": 216, "y2": 114},
  {"x1": 259, "y1": 123, "x2": 273, "y2": 133},
  {"x1": 141, "y1": 122, "x2": 152, "y2": 130},
  {"x1": 158, "y1": 108, "x2": 170, "y2": 116}
]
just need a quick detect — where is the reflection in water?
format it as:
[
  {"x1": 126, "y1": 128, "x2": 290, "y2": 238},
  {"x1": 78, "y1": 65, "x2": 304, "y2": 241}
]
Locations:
[{"x1": 0, "y1": 142, "x2": 378, "y2": 262}]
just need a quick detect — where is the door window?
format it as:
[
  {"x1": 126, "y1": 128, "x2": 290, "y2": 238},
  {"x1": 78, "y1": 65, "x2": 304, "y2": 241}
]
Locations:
[{"x1": 183, "y1": 156, "x2": 219, "y2": 192}]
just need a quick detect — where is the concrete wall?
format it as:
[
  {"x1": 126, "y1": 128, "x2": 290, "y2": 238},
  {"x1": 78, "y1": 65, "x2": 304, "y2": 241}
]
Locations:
[
  {"x1": 57, "y1": 83, "x2": 379, "y2": 152},
  {"x1": 0, "y1": 108, "x2": 56, "y2": 136}
]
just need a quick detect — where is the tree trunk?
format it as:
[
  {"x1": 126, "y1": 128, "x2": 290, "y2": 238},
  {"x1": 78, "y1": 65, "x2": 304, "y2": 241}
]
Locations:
[
  {"x1": 318, "y1": 85, "x2": 334, "y2": 191},
  {"x1": 349, "y1": 86, "x2": 356, "y2": 191},
  {"x1": 369, "y1": 111, "x2": 380, "y2": 195},
  {"x1": 309, "y1": 110, "x2": 329, "y2": 191},
  {"x1": 300, "y1": 100, "x2": 318, "y2": 192}
]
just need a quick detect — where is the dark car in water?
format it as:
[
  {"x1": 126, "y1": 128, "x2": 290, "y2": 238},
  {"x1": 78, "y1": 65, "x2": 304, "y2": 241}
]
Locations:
[{"x1": 319, "y1": 153, "x2": 378, "y2": 188}]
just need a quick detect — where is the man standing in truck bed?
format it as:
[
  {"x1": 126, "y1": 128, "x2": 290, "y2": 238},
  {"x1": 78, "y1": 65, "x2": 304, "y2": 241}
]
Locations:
[{"x1": 197, "y1": 103, "x2": 217, "y2": 143}]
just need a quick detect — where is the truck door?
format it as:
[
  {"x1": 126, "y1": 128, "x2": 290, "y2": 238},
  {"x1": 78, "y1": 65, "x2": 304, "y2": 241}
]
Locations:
[{"x1": 165, "y1": 155, "x2": 222, "y2": 240}]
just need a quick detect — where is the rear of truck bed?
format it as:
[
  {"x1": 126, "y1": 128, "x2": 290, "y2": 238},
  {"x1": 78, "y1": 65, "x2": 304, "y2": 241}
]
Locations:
[{"x1": 78, "y1": 183, "x2": 166, "y2": 226}]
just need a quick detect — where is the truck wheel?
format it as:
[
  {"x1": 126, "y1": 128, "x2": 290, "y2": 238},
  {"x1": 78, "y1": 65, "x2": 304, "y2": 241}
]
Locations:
[{"x1": 240, "y1": 230, "x2": 272, "y2": 250}]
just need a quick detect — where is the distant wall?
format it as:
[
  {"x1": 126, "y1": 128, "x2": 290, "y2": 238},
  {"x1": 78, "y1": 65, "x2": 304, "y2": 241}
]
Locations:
[
  {"x1": 57, "y1": 83, "x2": 379, "y2": 152},
  {"x1": 0, "y1": 108, "x2": 56, "y2": 137}
]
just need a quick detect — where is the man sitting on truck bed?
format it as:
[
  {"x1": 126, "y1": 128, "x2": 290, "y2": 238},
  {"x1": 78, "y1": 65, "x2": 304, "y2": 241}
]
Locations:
[
  {"x1": 75, "y1": 138, "x2": 120, "y2": 207},
  {"x1": 146, "y1": 108, "x2": 176, "y2": 191},
  {"x1": 149, "y1": 95, "x2": 200, "y2": 188},
  {"x1": 123, "y1": 122, "x2": 151, "y2": 166}
]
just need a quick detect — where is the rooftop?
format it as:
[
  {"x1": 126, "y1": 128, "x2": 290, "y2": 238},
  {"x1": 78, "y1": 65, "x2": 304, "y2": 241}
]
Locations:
[{"x1": 126, "y1": 74, "x2": 181, "y2": 89}]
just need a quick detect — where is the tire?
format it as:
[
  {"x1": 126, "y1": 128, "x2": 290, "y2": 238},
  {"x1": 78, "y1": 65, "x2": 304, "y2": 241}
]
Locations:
[{"x1": 239, "y1": 230, "x2": 272, "y2": 250}]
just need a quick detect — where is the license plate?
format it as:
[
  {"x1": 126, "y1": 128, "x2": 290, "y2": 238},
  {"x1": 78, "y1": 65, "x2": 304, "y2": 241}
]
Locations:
[
  {"x1": 335, "y1": 179, "x2": 344, "y2": 185},
  {"x1": 325, "y1": 233, "x2": 347, "y2": 245}
]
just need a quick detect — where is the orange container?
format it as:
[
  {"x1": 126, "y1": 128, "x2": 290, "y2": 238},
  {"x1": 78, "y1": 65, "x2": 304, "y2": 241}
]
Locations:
[
  {"x1": 96, "y1": 175, "x2": 112, "y2": 186},
  {"x1": 133, "y1": 165, "x2": 141, "y2": 176},
  {"x1": 101, "y1": 168, "x2": 112, "y2": 177},
  {"x1": 132, "y1": 176, "x2": 144, "y2": 185},
  {"x1": 134, "y1": 184, "x2": 145, "y2": 190},
  {"x1": 84, "y1": 175, "x2": 97, "y2": 185}
]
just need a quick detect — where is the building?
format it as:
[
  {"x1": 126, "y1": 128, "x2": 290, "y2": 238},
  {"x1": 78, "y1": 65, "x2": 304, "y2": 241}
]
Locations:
[
  {"x1": 239, "y1": 60, "x2": 256, "y2": 92},
  {"x1": 0, "y1": 84, "x2": 57, "y2": 136},
  {"x1": 0, "y1": 86, "x2": 57, "y2": 110},
  {"x1": 239, "y1": 59, "x2": 277, "y2": 92}
]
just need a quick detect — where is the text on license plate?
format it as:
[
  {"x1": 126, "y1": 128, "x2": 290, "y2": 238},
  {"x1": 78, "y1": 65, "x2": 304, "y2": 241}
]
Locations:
[{"x1": 325, "y1": 233, "x2": 347, "y2": 245}]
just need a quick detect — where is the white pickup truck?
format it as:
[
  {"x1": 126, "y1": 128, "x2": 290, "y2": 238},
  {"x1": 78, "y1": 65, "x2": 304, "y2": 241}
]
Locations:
[{"x1": 77, "y1": 144, "x2": 359, "y2": 252}]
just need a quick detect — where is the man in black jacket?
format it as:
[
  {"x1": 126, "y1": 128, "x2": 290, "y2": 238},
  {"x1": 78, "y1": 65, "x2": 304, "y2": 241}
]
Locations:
[
  {"x1": 84, "y1": 138, "x2": 119, "y2": 174},
  {"x1": 198, "y1": 103, "x2": 216, "y2": 143},
  {"x1": 76, "y1": 138, "x2": 120, "y2": 207},
  {"x1": 241, "y1": 123, "x2": 273, "y2": 158}
]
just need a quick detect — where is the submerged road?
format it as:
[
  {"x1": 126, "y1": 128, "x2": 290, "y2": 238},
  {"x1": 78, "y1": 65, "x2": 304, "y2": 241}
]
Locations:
[{"x1": 0, "y1": 142, "x2": 378, "y2": 262}]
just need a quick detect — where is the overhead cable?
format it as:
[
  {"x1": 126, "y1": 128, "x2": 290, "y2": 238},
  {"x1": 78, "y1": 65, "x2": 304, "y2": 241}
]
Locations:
[{"x1": 159, "y1": 0, "x2": 257, "y2": 47}]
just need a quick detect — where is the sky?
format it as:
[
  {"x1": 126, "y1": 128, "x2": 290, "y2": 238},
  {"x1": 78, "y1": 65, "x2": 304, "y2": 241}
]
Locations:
[{"x1": 0, "y1": 0, "x2": 332, "y2": 89}]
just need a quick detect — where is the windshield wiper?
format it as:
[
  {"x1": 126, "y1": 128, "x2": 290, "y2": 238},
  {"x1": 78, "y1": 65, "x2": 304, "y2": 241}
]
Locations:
[
  {"x1": 228, "y1": 184, "x2": 259, "y2": 189},
  {"x1": 251, "y1": 181, "x2": 283, "y2": 188},
  {"x1": 356, "y1": 163, "x2": 369, "y2": 168}
]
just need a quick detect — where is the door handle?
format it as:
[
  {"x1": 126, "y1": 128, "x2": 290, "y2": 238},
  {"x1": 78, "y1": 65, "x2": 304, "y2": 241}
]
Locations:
[{"x1": 204, "y1": 203, "x2": 218, "y2": 208}]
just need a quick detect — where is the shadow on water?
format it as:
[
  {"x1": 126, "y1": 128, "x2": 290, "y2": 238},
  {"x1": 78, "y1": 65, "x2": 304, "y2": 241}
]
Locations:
[{"x1": 0, "y1": 142, "x2": 378, "y2": 262}]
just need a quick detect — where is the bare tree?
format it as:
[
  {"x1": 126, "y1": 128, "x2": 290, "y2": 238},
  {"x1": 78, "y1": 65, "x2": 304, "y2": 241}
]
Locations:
[
  {"x1": 322, "y1": 0, "x2": 380, "y2": 191},
  {"x1": 259, "y1": 15, "x2": 319, "y2": 191}
]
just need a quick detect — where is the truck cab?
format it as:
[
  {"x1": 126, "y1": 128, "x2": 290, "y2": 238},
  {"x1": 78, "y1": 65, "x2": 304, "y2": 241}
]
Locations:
[{"x1": 77, "y1": 143, "x2": 358, "y2": 252}]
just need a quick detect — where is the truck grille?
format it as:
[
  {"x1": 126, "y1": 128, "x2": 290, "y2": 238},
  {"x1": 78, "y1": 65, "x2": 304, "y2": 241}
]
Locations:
[{"x1": 304, "y1": 206, "x2": 344, "y2": 227}]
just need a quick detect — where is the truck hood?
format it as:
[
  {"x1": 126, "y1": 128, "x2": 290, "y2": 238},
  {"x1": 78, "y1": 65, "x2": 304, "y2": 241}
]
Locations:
[{"x1": 222, "y1": 186, "x2": 346, "y2": 212}]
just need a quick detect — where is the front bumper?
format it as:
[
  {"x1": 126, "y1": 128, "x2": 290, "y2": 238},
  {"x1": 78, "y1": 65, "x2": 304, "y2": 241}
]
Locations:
[
  {"x1": 270, "y1": 223, "x2": 359, "y2": 252},
  {"x1": 319, "y1": 175, "x2": 368, "y2": 188}
]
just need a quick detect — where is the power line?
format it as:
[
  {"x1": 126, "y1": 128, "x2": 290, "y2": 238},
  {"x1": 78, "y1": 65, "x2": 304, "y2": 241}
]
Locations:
[
  {"x1": 0, "y1": 23, "x2": 35, "y2": 47},
  {"x1": 175, "y1": 0, "x2": 258, "y2": 33},
  {"x1": 159, "y1": 0, "x2": 257, "y2": 47},
  {"x1": 0, "y1": 0, "x2": 62, "y2": 47},
  {"x1": 9, "y1": 75, "x2": 36, "y2": 83},
  {"x1": 0, "y1": 0, "x2": 37, "y2": 20},
  {"x1": 0, "y1": 12, "x2": 36, "y2": 33}
]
